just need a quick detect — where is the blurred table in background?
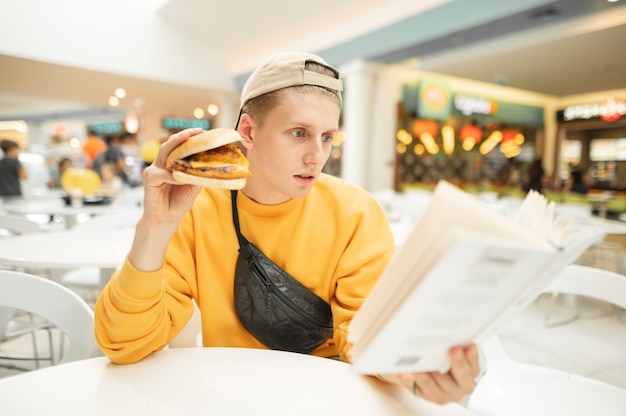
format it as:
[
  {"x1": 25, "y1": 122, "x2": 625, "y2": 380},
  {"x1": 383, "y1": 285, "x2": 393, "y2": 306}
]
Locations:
[
  {"x1": 1, "y1": 187, "x2": 142, "y2": 229},
  {"x1": 0, "y1": 228, "x2": 133, "y2": 289}
]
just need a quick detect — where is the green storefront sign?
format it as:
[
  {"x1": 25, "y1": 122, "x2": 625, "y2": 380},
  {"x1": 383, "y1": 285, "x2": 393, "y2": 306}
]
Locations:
[
  {"x1": 403, "y1": 79, "x2": 544, "y2": 127},
  {"x1": 162, "y1": 117, "x2": 210, "y2": 131}
]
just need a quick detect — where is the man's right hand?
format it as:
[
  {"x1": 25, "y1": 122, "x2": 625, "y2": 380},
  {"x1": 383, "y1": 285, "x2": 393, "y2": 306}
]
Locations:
[{"x1": 128, "y1": 128, "x2": 205, "y2": 272}]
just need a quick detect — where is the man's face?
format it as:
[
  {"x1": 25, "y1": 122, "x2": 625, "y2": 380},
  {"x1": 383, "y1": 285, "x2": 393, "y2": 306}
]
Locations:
[{"x1": 242, "y1": 90, "x2": 341, "y2": 205}]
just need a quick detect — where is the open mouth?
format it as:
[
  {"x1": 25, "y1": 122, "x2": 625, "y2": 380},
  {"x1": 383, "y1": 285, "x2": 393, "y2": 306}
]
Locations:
[{"x1": 294, "y1": 174, "x2": 316, "y2": 184}]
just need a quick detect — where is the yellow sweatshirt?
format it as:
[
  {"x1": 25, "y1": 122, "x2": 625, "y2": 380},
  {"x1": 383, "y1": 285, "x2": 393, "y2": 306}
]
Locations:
[{"x1": 95, "y1": 173, "x2": 395, "y2": 364}]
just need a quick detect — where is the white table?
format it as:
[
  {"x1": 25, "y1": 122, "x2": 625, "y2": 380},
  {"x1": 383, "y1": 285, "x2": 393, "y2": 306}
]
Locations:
[
  {"x1": 0, "y1": 228, "x2": 133, "y2": 288},
  {"x1": 0, "y1": 347, "x2": 475, "y2": 415},
  {"x1": 1, "y1": 197, "x2": 135, "y2": 228}
]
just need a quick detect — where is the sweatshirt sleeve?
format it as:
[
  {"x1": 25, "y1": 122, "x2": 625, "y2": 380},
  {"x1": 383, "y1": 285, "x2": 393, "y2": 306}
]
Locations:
[
  {"x1": 94, "y1": 220, "x2": 198, "y2": 364},
  {"x1": 330, "y1": 194, "x2": 395, "y2": 362}
]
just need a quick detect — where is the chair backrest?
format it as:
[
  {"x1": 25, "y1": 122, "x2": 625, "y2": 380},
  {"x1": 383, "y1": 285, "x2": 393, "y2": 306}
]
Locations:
[
  {"x1": 0, "y1": 270, "x2": 99, "y2": 364},
  {"x1": 480, "y1": 264, "x2": 626, "y2": 366},
  {"x1": 169, "y1": 299, "x2": 202, "y2": 348},
  {"x1": 0, "y1": 214, "x2": 45, "y2": 343},
  {"x1": 542, "y1": 264, "x2": 626, "y2": 309},
  {"x1": 0, "y1": 214, "x2": 42, "y2": 237},
  {"x1": 468, "y1": 264, "x2": 626, "y2": 416}
]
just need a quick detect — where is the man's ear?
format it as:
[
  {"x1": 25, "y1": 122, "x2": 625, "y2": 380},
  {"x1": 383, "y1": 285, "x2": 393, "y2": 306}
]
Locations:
[{"x1": 237, "y1": 114, "x2": 254, "y2": 150}]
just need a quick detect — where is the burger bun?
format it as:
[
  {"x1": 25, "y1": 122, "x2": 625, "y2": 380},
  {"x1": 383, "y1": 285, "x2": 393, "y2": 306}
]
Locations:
[
  {"x1": 166, "y1": 128, "x2": 244, "y2": 168},
  {"x1": 172, "y1": 170, "x2": 247, "y2": 190}
]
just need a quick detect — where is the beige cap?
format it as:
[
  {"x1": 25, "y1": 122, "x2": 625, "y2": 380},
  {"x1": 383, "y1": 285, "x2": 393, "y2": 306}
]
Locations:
[{"x1": 239, "y1": 51, "x2": 343, "y2": 109}]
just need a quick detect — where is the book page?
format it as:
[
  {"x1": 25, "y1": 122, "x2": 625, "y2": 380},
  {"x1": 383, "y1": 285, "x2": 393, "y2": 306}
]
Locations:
[
  {"x1": 350, "y1": 236, "x2": 555, "y2": 374},
  {"x1": 349, "y1": 181, "x2": 550, "y2": 340},
  {"x1": 349, "y1": 180, "x2": 600, "y2": 375}
]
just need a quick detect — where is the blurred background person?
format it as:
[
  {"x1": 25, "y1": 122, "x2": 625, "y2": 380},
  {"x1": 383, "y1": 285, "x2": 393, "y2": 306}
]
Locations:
[
  {"x1": 82, "y1": 129, "x2": 107, "y2": 169},
  {"x1": 140, "y1": 139, "x2": 162, "y2": 170},
  {"x1": 118, "y1": 132, "x2": 144, "y2": 187},
  {"x1": 523, "y1": 158, "x2": 545, "y2": 194},
  {"x1": 45, "y1": 134, "x2": 74, "y2": 185},
  {"x1": 97, "y1": 161, "x2": 124, "y2": 197},
  {"x1": 0, "y1": 139, "x2": 27, "y2": 197},
  {"x1": 47, "y1": 156, "x2": 73, "y2": 189},
  {"x1": 92, "y1": 134, "x2": 128, "y2": 185},
  {"x1": 564, "y1": 163, "x2": 591, "y2": 195},
  {"x1": 119, "y1": 132, "x2": 140, "y2": 159}
]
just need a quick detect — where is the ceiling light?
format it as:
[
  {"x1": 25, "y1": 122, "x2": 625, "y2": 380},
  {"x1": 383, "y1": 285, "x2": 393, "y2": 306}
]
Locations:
[
  {"x1": 69, "y1": 137, "x2": 81, "y2": 148},
  {"x1": 441, "y1": 125, "x2": 455, "y2": 155},
  {"x1": 0, "y1": 120, "x2": 28, "y2": 133},
  {"x1": 193, "y1": 108, "x2": 205, "y2": 119},
  {"x1": 207, "y1": 104, "x2": 219, "y2": 116},
  {"x1": 115, "y1": 88, "x2": 126, "y2": 99},
  {"x1": 125, "y1": 113, "x2": 139, "y2": 134},
  {"x1": 108, "y1": 96, "x2": 119, "y2": 107},
  {"x1": 413, "y1": 144, "x2": 425, "y2": 155}
]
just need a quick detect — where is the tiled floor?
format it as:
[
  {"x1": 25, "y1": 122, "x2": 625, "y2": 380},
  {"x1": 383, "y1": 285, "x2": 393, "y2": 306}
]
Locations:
[{"x1": 0, "y1": 314, "x2": 65, "y2": 377}]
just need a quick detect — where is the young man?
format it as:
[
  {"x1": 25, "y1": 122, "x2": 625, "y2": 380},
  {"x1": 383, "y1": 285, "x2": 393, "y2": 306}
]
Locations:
[
  {"x1": 94, "y1": 51, "x2": 479, "y2": 404},
  {"x1": 0, "y1": 139, "x2": 27, "y2": 197}
]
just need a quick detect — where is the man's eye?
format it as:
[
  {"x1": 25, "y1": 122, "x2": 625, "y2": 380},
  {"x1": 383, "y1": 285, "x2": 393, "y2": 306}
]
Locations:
[
  {"x1": 292, "y1": 130, "x2": 305, "y2": 138},
  {"x1": 322, "y1": 135, "x2": 334, "y2": 143}
]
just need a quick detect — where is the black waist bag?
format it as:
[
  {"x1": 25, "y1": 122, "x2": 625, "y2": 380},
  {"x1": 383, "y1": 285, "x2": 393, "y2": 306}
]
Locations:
[{"x1": 231, "y1": 190, "x2": 334, "y2": 353}]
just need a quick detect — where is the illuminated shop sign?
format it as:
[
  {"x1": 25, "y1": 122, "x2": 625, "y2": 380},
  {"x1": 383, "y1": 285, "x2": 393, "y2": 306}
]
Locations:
[
  {"x1": 403, "y1": 80, "x2": 544, "y2": 127},
  {"x1": 162, "y1": 117, "x2": 210, "y2": 130},
  {"x1": 417, "y1": 79, "x2": 452, "y2": 121},
  {"x1": 454, "y1": 95, "x2": 498, "y2": 116},
  {"x1": 563, "y1": 97, "x2": 625, "y2": 122},
  {"x1": 88, "y1": 121, "x2": 123, "y2": 135}
]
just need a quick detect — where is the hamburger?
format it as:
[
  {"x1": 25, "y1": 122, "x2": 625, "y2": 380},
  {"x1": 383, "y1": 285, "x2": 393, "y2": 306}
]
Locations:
[{"x1": 166, "y1": 128, "x2": 251, "y2": 189}]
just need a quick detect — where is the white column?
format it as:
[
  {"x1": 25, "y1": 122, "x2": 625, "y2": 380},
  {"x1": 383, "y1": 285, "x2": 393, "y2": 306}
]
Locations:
[
  {"x1": 214, "y1": 92, "x2": 240, "y2": 129},
  {"x1": 339, "y1": 60, "x2": 383, "y2": 189},
  {"x1": 339, "y1": 60, "x2": 401, "y2": 192},
  {"x1": 542, "y1": 101, "x2": 558, "y2": 177}
]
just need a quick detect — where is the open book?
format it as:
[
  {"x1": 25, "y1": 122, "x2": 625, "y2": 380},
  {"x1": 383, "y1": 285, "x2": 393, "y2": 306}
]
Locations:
[{"x1": 348, "y1": 180, "x2": 604, "y2": 375}]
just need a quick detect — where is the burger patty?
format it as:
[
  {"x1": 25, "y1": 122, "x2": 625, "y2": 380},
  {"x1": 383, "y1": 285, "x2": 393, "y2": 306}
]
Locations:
[
  {"x1": 171, "y1": 144, "x2": 251, "y2": 179},
  {"x1": 190, "y1": 143, "x2": 243, "y2": 162}
]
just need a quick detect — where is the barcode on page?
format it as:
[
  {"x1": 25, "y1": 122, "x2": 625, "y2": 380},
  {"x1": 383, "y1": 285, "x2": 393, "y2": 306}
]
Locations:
[{"x1": 394, "y1": 356, "x2": 421, "y2": 367}]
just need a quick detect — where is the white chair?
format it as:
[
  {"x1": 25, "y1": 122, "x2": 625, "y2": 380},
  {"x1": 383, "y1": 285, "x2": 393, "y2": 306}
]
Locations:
[
  {"x1": 544, "y1": 258, "x2": 623, "y2": 326},
  {"x1": 0, "y1": 270, "x2": 99, "y2": 368},
  {"x1": 0, "y1": 213, "x2": 43, "y2": 241},
  {"x1": 0, "y1": 306, "x2": 54, "y2": 370},
  {"x1": 168, "y1": 299, "x2": 202, "y2": 348},
  {"x1": 0, "y1": 214, "x2": 53, "y2": 370},
  {"x1": 467, "y1": 264, "x2": 626, "y2": 416}
]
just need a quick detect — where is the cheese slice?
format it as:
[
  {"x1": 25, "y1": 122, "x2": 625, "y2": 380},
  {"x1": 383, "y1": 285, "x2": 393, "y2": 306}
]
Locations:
[{"x1": 189, "y1": 160, "x2": 232, "y2": 169}]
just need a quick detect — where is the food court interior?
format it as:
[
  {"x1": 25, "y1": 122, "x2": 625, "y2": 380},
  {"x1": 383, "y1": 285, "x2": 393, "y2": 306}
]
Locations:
[{"x1": 1, "y1": 0, "x2": 625, "y2": 408}]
